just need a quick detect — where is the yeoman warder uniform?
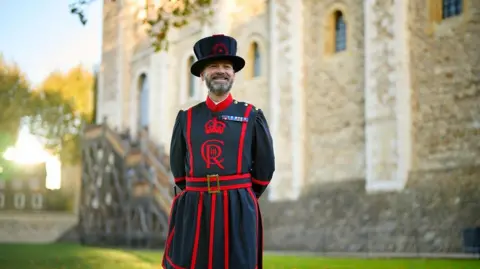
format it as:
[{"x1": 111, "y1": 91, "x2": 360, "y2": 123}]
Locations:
[{"x1": 161, "y1": 35, "x2": 275, "y2": 269}]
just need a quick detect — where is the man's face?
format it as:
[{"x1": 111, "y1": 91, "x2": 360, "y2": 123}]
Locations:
[{"x1": 201, "y1": 60, "x2": 235, "y2": 96}]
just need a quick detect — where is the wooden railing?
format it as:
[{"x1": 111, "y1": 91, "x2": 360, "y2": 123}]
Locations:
[{"x1": 83, "y1": 123, "x2": 173, "y2": 214}]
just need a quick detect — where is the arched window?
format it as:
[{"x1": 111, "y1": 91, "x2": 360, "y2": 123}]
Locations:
[
  {"x1": 31, "y1": 193, "x2": 43, "y2": 210},
  {"x1": 442, "y1": 0, "x2": 463, "y2": 19},
  {"x1": 138, "y1": 74, "x2": 149, "y2": 129},
  {"x1": 334, "y1": 11, "x2": 346, "y2": 52},
  {"x1": 14, "y1": 193, "x2": 25, "y2": 209},
  {"x1": 246, "y1": 42, "x2": 261, "y2": 79},
  {"x1": 429, "y1": 0, "x2": 463, "y2": 23},
  {"x1": 325, "y1": 9, "x2": 347, "y2": 55},
  {"x1": 187, "y1": 56, "x2": 197, "y2": 99}
]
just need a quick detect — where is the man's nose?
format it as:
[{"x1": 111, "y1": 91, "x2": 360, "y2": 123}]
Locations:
[{"x1": 217, "y1": 65, "x2": 230, "y2": 72}]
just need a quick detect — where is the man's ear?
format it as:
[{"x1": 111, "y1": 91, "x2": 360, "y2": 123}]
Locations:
[{"x1": 200, "y1": 72, "x2": 205, "y2": 81}]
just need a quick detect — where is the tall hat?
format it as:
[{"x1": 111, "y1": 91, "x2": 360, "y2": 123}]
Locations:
[{"x1": 190, "y1": 34, "x2": 245, "y2": 77}]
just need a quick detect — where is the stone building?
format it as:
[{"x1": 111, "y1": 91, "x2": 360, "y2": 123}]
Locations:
[{"x1": 97, "y1": 0, "x2": 480, "y2": 253}]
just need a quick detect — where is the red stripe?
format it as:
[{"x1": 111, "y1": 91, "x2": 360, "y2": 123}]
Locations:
[
  {"x1": 247, "y1": 188, "x2": 259, "y2": 268},
  {"x1": 237, "y1": 105, "x2": 253, "y2": 174},
  {"x1": 223, "y1": 191, "x2": 229, "y2": 269},
  {"x1": 163, "y1": 193, "x2": 185, "y2": 269},
  {"x1": 186, "y1": 108, "x2": 194, "y2": 177},
  {"x1": 186, "y1": 173, "x2": 250, "y2": 182},
  {"x1": 190, "y1": 192, "x2": 204, "y2": 269},
  {"x1": 165, "y1": 229, "x2": 187, "y2": 269},
  {"x1": 208, "y1": 194, "x2": 217, "y2": 269},
  {"x1": 252, "y1": 178, "x2": 269, "y2": 186},
  {"x1": 174, "y1": 177, "x2": 185, "y2": 183},
  {"x1": 185, "y1": 182, "x2": 252, "y2": 192}
]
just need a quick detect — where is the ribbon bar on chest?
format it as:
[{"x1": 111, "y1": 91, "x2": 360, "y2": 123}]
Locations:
[{"x1": 220, "y1": 115, "x2": 249, "y2": 122}]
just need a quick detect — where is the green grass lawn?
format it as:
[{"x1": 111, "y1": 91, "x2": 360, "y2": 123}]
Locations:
[{"x1": 0, "y1": 243, "x2": 478, "y2": 269}]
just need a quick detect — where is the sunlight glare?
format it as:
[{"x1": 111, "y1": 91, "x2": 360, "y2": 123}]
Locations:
[{"x1": 2, "y1": 127, "x2": 61, "y2": 189}]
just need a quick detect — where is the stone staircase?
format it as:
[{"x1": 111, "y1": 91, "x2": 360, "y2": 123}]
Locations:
[
  {"x1": 79, "y1": 122, "x2": 173, "y2": 247},
  {"x1": 83, "y1": 123, "x2": 174, "y2": 214}
]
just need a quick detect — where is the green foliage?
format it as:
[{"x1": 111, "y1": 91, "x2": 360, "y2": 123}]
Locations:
[
  {"x1": 29, "y1": 66, "x2": 95, "y2": 164},
  {"x1": 39, "y1": 66, "x2": 95, "y2": 123},
  {"x1": 0, "y1": 157, "x2": 15, "y2": 180},
  {"x1": 70, "y1": 0, "x2": 215, "y2": 52},
  {"x1": 0, "y1": 55, "x2": 31, "y2": 154},
  {"x1": 0, "y1": 56, "x2": 94, "y2": 165},
  {"x1": 46, "y1": 189, "x2": 74, "y2": 212}
]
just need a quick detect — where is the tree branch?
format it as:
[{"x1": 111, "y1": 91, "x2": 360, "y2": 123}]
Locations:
[{"x1": 70, "y1": 0, "x2": 215, "y2": 51}]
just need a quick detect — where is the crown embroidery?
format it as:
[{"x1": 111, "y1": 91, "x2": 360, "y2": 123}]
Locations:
[
  {"x1": 204, "y1": 118, "x2": 226, "y2": 134},
  {"x1": 211, "y1": 43, "x2": 228, "y2": 56}
]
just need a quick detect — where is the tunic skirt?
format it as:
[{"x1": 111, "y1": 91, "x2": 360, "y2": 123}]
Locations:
[{"x1": 162, "y1": 95, "x2": 275, "y2": 269}]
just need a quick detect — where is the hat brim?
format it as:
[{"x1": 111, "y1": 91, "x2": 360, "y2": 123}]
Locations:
[{"x1": 190, "y1": 55, "x2": 245, "y2": 77}]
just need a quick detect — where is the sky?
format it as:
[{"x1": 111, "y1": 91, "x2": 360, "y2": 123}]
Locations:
[
  {"x1": 0, "y1": 0, "x2": 103, "y2": 87},
  {"x1": 0, "y1": 1, "x2": 103, "y2": 189}
]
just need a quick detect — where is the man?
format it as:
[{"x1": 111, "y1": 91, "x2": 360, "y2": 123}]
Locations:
[{"x1": 162, "y1": 34, "x2": 275, "y2": 269}]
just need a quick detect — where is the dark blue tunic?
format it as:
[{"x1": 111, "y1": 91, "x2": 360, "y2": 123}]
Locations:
[{"x1": 162, "y1": 94, "x2": 275, "y2": 269}]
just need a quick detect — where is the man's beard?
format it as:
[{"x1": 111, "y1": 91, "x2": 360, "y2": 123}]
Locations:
[{"x1": 205, "y1": 73, "x2": 233, "y2": 96}]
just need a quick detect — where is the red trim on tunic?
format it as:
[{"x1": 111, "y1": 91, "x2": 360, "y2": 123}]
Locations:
[
  {"x1": 163, "y1": 193, "x2": 185, "y2": 269},
  {"x1": 190, "y1": 192, "x2": 204, "y2": 269},
  {"x1": 208, "y1": 194, "x2": 217, "y2": 269},
  {"x1": 237, "y1": 104, "x2": 253, "y2": 174},
  {"x1": 185, "y1": 174, "x2": 252, "y2": 192},
  {"x1": 223, "y1": 191, "x2": 230, "y2": 269},
  {"x1": 247, "y1": 188, "x2": 260, "y2": 269},
  {"x1": 205, "y1": 94, "x2": 233, "y2": 112},
  {"x1": 186, "y1": 183, "x2": 252, "y2": 192},
  {"x1": 252, "y1": 178, "x2": 269, "y2": 186},
  {"x1": 174, "y1": 177, "x2": 185, "y2": 183},
  {"x1": 165, "y1": 229, "x2": 187, "y2": 269},
  {"x1": 186, "y1": 173, "x2": 251, "y2": 182},
  {"x1": 186, "y1": 108, "x2": 194, "y2": 177}
]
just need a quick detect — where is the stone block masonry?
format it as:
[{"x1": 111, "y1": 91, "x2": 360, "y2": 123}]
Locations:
[{"x1": 260, "y1": 165, "x2": 480, "y2": 253}]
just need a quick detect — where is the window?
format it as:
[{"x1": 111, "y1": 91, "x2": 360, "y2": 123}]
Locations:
[
  {"x1": 334, "y1": 11, "x2": 347, "y2": 52},
  {"x1": 138, "y1": 74, "x2": 149, "y2": 129},
  {"x1": 442, "y1": 0, "x2": 462, "y2": 19},
  {"x1": 429, "y1": 0, "x2": 463, "y2": 23},
  {"x1": 246, "y1": 42, "x2": 261, "y2": 79},
  {"x1": 31, "y1": 193, "x2": 43, "y2": 210},
  {"x1": 14, "y1": 193, "x2": 25, "y2": 209},
  {"x1": 325, "y1": 9, "x2": 347, "y2": 55},
  {"x1": 187, "y1": 56, "x2": 197, "y2": 99}
]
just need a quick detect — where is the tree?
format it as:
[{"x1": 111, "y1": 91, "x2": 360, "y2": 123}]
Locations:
[
  {"x1": 0, "y1": 56, "x2": 32, "y2": 177},
  {"x1": 0, "y1": 55, "x2": 34, "y2": 155},
  {"x1": 29, "y1": 66, "x2": 95, "y2": 164},
  {"x1": 70, "y1": 0, "x2": 214, "y2": 51},
  {"x1": 38, "y1": 66, "x2": 95, "y2": 124},
  {"x1": 0, "y1": 56, "x2": 84, "y2": 179}
]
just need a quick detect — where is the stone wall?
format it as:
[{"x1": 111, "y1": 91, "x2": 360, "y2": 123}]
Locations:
[
  {"x1": 98, "y1": 0, "x2": 121, "y2": 125},
  {"x1": 0, "y1": 212, "x2": 78, "y2": 243},
  {"x1": 261, "y1": 166, "x2": 480, "y2": 253},
  {"x1": 303, "y1": 0, "x2": 366, "y2": 184},
  {"x1": 260, "y1": 0, "x2": 480, "y2": 253},
  {"x1": 165, "y1": 25, "x2": 204, "y2": 138},
  {"x1": 230, "y1": 9, "x2": 270, "y2": 120},
  {"x1": 409, "y1": 0, "x2": 480, "y2": 172}
]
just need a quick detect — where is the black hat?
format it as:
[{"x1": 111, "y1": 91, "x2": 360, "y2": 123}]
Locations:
[{"x1": 190, "y1": 34, "x2": 245, "y2": 77}]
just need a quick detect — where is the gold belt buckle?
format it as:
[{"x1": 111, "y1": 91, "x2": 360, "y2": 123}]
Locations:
[{"x1": 206, "y1": 174, "x2": 220, "y2": 194}]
